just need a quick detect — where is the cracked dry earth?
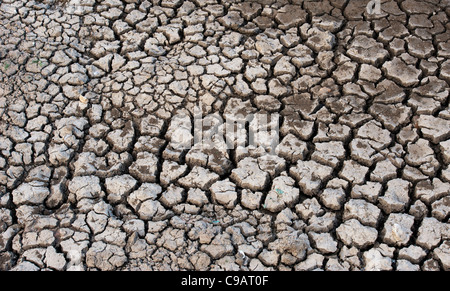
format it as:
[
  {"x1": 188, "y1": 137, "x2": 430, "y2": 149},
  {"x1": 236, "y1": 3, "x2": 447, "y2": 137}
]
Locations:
[{"x1": 1, "y1": 0, "x2": 450, "y2": 272}]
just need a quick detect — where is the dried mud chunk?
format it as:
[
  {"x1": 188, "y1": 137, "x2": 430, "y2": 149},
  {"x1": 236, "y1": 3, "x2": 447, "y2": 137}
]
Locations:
[
  {"x1": 185, "y1": 141, "x2": 233, "y2": 176},
  {"x1": 357, "y1": 120, "x2": 392, "y2": 150},
  {"x1": 433, "y1": 241, "x2": 450, "y2": 271},
  {"x1": 268, "y1": 231, "x2": 310, "y2": 262},
  {"x1": 398, "y1": 245, "x2": 427, "y2": 264},
  {"x1": 368, "y1": 103, "x2": 412, "y2": 132},
  {"x1": 343, "y1": 0, "x2": 373, "y2": 20},
  {"x1": 240, "y1": 189, "x2": 263, "y2": 210},
  {"x1": 274, "y1": 56, "x2": 296, "y2": 77},
  {"x1": 347, "y1": 35, "x2": 389, "y2": 65},
  {"x1": 405, "y1": 139, "x2": 440, "y2": 176},
  {"x1": 127, "y1": 183, "x2": 159, "y2": 207},
  {"x1": 178, "y1": 166, "x2": 219, "y2": 191},
  {"x1": 275, "y1": 5, "x2": 307, "y2": 29},
  {"x1": 129, "y1": 152, "x2": 159, "y2": 183},
  {"x1": 431, "y1": 196, "x2": 450, "y2": 221},
  {"x1": 165, "y1": 112, "x2": 193, "y2": 150},
  {"x1": 160, "y1": 161, "x2": 188, "y2": 187},
  {"x1": 253, "y1": 16, "x2": 273, "y2": 30},
  {"x1": 68, "y1": 175, "x2": 104, "y2": 208},
  {"x1": 288, "y1": 44, "x2": 314, "y2": 67},
  {"x1": 86, "y1": 241, "x2": 127, "y2": 271},
  {"x1": 379, "y1": 22, "x2": 409, "y2": 43},
  {"x1": 12, "y1": 182, "x2": 50, "y2": 206},
  {"x1": 397, "y1": 125, "x2": 419, "y2": 146},
  {"x1": 332, "y1": 61, "x2": 357, "y2": 85},
  {"x1": 258, "y1": 249, "x2": 279, "y2": 267},
  {"x1": 417, "y1": 115, "x2": 450, "y2": 144},
  {"x1": 160, "y1": 185, "x2": 185, "y2": 208},
  {"x1": 304, "y1": 27, "x2": 336, "y2": 53},
  {"x1": 268, "y1": 78, "x2": 290, "y2": 97},
  {"x1": 372, "y1": 79, "x2": 406, "y2": 104},
  {"x1": 200, "y1": 233, "x2": 234, "y2": 260},
  {"x1": 255, "y1": 34, "x2": 283, "y2": 56},
  {"x1": 401, "y1": 0, "x2": 438, "y2": 15},
  {"x1": 311, "y1": 141, "x2": 346, "y2": 168},
  {"x1": 280, "y1": 113, "x2": 315, "y2": 140},
  {"x1": 134, "y1": 136, "x2": 166, "y2": 155},
  {"x1": 309, "y1": 232, "x2": 338, "y2": 254},
  {"x1": 382, "y1": 58, "x2": 422, "y2": 87},
  {"x1": 106, "y1": 121, "x2": 135, "y2": 153},
  {"x1": 254, "y1": 95, "x2": 281, "y2": 112},
  {"x1": 210, "y1": 179, "x2": 238, "y2": 209},
  {"x1": 263, "y1": 175, "x2": 299, "y2": 213},
  {"x1": 359, "y1": 64, "x2": 382, "y2": 82},
  {"x1": 295, "y1": 198, "x2": 324, "y2": 221},
  {"x1": 105, "y1": 174, "x2": 137, "y2": 204},
  {"x1": 275, "y1": 134, "x2": 308, "y2": 163},
  {"x1": 414, "y1": 178, "x2": 450, "y2": 205},
  {"x1": 72, "y1": 152, "x2": 130, "y2": 178},
  {"x1": 406, "y1": 36, "x2": 435, "y2": 58},
  {"x1": 314, "y1": 123, "x2": 351, "y2": 142},
  {"x1": 139, "y1": 115, "x2": 165, "y2": 137},
  {"x1": 343, "y1": 199, "x2": 381, "y2": 228},
  {"x1": 219, "y1": 11, "x2": 244, "y2": 30},
  {"x1": 416, "y1": 217, "x2": 447, "y2": 250},
  {"x1": 306, "y1": 212, "x2": 337, "y2": 233},
  {"x1": 351, "y1": 182, "x2": 382, "y2": 203},
  {"x1": 339, "y1": 160, "x2": 369, "y2": 185},
  {"x1": 231, "y1": 2, "x2": 262, "y2": 21},
  {"x1": 289, "y1": 160, "x2": 333, "y2": 196},
  {"x1": 371, "y1": 159, "x2": 398, "y2": 183},
  {"x1": 133, "y1": 189, "x2": 170, "y2": 221},
  {"x1": 378, "y1": 179, "x2": 411, "y2": 214},
  {"x1": 21, "y1": 229, "x2": 56, "y2": 251},
  {"x1": 319, "y1": 187, "x2": 346, "y2": 211},
  {"x1": 283, "y1": 93, "x2": 320, "y2": 120},
  {"x1": 382, "y1": 213, "x2": 415, "y2": 247},
  {"x1": 294, "y1": 253, "x2": 325, "y2": 271},
  {"x1": 397, "y1": 260, "x2": 419, "y2": 271},
  {"x1": 336, "y1": 219, "x2": 378, "y2": 249},
  {"x1": 224, "y1": 98, "x2": 256, "y2": 121},
  {"x1": 257, "y1": 155, "x2": 286, "y2": 179},
  {"x1": 363, "y1": 248, "x2": 393, "y2": 271}
]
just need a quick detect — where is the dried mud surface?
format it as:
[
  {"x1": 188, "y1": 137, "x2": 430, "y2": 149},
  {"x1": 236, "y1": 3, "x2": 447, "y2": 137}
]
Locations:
[{"x1": 0, "y1": 0, "x2": 449, "y2": 271}]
